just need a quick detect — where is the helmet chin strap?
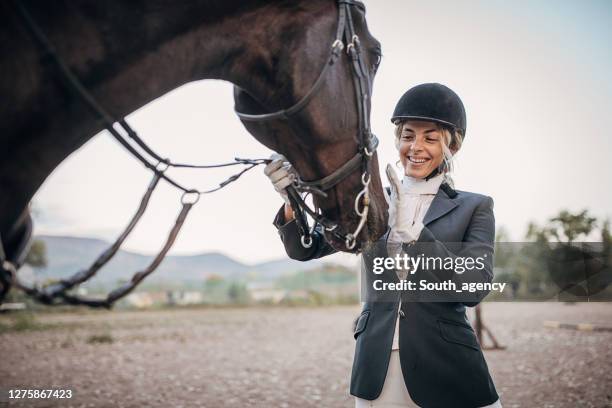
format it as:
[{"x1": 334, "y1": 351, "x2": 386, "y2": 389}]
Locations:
[{"x1": 424, "y1": 166, "x2": 442, "y2": 181}]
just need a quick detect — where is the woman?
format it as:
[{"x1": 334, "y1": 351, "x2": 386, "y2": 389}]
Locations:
[{"x1": 265, "y1": 83, "x2": 502, "y2": 408}]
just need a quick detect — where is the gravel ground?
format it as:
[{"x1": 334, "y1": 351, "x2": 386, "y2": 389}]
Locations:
[{"x1": 0, "y1": 302, "x2": 611, "y2": 408}]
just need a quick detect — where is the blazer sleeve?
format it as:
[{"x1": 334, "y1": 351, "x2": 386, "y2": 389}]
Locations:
[
  {"x1": 272, "y1": 204, "x2": 338, "y2": 261},
  {"x1": 403, "y1": 195, "x2": 496, "y2": 307}
]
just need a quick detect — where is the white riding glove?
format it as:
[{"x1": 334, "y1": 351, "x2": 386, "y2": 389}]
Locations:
[
  {"x1": 264, "y1": 153, "x2": 296, "y2": 205},
  {"x1": 385, "y1": 164, "x2": 423, "y2": 243}
]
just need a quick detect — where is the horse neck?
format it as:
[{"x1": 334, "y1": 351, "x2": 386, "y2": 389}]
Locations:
[
  {"x1": 0, "y1": 0, "x2": 329, "y2": 235},
  {"x1": 5, "y1": 0, "x2": 320, "y2": 128},
  {"x1": 84, "y1": 0, "x2": 330, "y2": 113}
]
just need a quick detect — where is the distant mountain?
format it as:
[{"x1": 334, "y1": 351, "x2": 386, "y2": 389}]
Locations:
[{"x1": 31, "y1": 235, "x2": 322, "y2": 287}]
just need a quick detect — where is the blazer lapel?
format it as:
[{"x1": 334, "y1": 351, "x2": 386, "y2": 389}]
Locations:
[{"x1": 423, "y1": 186, "x2": 459, "y2": 226}]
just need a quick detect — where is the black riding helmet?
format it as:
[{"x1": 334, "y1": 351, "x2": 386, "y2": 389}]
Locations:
[
  {"x1": 390, "y1": 83, "x2": 466, "y2": 137},
  {"x1": 391, "y1": 83, "x2": 466, "y2": 181}
]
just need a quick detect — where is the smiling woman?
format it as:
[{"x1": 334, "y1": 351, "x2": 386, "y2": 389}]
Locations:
[{"x1": 268, "y1": 82, "x2": 502, "y2": 407}]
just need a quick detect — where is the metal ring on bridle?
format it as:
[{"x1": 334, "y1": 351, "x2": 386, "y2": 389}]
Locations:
[
  {"x1": 181, "y1": 190, "x2": 201, "y2": 205},
  {"x1": 301, "y1": 234, "x2": 313, "y2": 248},
  {"x1": 345, "y1": 234, "x2": 356, "y2": 250},
  {"x1": 2, "y1": 260, "x2": 17, "y2": 277},
  {"x1": 354, "y1": 188, "x2": 368, "y2": 216},
  {"x1": 361, "y1": 172, "x2": 371, "y2": 186}
]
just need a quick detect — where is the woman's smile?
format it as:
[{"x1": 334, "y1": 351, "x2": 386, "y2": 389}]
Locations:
[{"x1": 407, "y1": 155, "x2": 430, "y2": 165}]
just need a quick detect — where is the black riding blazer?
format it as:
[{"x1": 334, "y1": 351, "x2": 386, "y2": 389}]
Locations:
[{"x1": 272, "y1": 183, "x2": 499, "y2": 408}]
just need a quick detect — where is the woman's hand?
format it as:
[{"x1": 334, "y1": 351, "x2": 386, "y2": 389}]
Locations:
[
  {"x1": 385, "y1": 164, "x2": 404, "y2": 233},
  {"x1": 264, "y1": 154, "x2": 296, "y2": 202},
  {"x1": 385, "y1": 164, "x2": 421, "y2": 243},
  {"x1": 264, "y1": 153, "x2": 296, "y2": 221}
]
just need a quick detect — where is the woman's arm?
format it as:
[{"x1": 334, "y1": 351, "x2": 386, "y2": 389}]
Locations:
[
  {"x1": 273, "y1": 204, "x2": 338, "y2": 261},
  {"x1": 265, "y1": 154, "x2": 336, "y2": 261},
  {"x1": 403, "y1": 196, "x2": 496, "y2": 307}
]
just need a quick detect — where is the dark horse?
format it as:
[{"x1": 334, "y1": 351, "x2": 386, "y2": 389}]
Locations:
[{"x1": 0, "y1": 0, "x2": 388, "y2": 300}]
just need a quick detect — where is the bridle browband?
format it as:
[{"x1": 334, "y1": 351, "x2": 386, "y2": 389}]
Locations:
[{"x1": 235, "y1": 0, "x2": 378, "y2": 250}]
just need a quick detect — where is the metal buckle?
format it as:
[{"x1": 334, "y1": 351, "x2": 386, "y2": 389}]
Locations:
[
  {"x1": 346, "y1": 35, "x2": 360, "y2": 55},
  {"x1": 181, "y1": 190, "x2": 201, "y2": 205},
  {"x1": 155, "y1": 158, "x2": 170, "y2": 172},
  {"x1": 331, "y1": 39, "x2": 344, "y2": 55}
]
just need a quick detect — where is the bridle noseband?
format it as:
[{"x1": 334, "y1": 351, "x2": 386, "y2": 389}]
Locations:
[{"x1": 235, "y1": 0, "x2": 378, "y2": 250}]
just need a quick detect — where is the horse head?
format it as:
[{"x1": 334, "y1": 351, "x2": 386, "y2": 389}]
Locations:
[
  {"x1": 233, "y1": 0, "x2": 388, "y2": 252},
  {"x1": 0, "y1": 0, "x2": 389, "y2": 304}
]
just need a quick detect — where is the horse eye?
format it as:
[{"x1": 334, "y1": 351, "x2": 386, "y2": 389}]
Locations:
[{"x1": 372, "y1": 53, "x2": 382, "y2": 72}]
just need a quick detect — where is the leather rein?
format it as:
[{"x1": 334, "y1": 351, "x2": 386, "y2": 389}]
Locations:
[{"x1": 235, "y1": 0, "x2": 379, "y2": 250}]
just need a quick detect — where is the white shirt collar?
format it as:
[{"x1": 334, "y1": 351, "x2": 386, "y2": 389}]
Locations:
[{"x1": 401, "y1": 172, "x2": 445, "y2": 195}]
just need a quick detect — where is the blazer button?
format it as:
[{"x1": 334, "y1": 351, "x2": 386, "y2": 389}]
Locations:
[{"x1": 399, "y1": 309, "x2": 405, "y2": 318}]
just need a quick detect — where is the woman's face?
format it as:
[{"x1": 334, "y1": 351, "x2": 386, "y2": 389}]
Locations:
[{"x1": 397, "y1": 120, "x2": 445, "y2": 179}]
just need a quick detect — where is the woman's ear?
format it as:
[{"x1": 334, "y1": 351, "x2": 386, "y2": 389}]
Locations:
[
  {"x1": 394, "y1": 136, "x2": 400, "y2": 150},
  {"x1": 450, "y1": 133, "x2": 460, "y2": 155}
]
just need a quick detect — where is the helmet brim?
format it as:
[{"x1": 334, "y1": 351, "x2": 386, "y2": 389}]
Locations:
[{"x1": 391, "y1": 115, "x2": 459, "y2": 130}]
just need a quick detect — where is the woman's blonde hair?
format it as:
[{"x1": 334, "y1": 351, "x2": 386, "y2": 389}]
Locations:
[{"x1": 394, "y1": 121, "x2": 464, "y2": 188}]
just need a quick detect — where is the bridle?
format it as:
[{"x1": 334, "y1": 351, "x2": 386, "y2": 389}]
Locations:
[
  {"x1": 235, "y1": 0, "x2": 379, "y2": 250},
  {"x1": 2, "y1": 0, "x2": 378, "y2": 308}
]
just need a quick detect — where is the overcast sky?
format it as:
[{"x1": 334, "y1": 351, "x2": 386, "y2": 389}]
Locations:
[{"x1": 33, "y1": 0, "x2": 612, "y2": 265}]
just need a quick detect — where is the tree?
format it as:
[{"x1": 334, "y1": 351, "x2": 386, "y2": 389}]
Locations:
[
  {"x1": 528, "y1": 209, "x2": 597, "y2": 244},
  {"x1": 227, "y1": 282, "x2": 249, "y2": 304},
  {"x1": 602, "y1": 218, "x2": 611, "y2": 262},
  {"x1": 493, "y1": 226, "x2": 520, "y2": 297},
  {"x1": 526, "y1": 210, "x2": 608, "y2": 299},
  {"x1": 494, "y1": 226, "x2": 513, "y2": 269}
]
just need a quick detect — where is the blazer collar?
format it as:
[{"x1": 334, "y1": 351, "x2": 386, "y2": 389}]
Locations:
[{"x1": 423, "y1": 182, "x2": 459, "y2": 226}]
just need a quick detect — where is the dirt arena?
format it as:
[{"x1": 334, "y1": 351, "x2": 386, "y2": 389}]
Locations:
[{"x1": 1, "y1": 302, "x2": 611, "y2": 408}]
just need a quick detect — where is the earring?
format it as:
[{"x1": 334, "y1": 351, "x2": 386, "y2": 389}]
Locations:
[{"x1": 395, "y1": 160, "x2": 402, "y2": 168}]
